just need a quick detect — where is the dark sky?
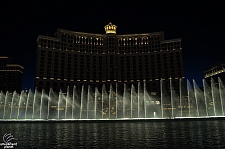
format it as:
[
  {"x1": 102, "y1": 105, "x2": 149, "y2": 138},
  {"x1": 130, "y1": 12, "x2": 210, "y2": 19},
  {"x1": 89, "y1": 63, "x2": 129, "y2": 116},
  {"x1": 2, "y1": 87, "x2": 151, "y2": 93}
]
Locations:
[{"x1": 0, "y1": 1, "x2": 224, "y2": 90}]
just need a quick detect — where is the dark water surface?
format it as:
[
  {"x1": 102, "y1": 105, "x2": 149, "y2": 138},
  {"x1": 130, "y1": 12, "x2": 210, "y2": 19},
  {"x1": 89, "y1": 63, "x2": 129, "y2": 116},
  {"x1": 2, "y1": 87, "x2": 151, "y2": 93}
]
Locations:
[{"x1": 0, "y1": 120, "x2": 225, "y2": 148}]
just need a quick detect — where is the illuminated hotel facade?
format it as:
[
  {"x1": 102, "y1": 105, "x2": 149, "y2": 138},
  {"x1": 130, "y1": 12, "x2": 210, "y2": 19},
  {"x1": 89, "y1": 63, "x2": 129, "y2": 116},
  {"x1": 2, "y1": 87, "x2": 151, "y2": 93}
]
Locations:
[
  {"x1": 0, "y1": 56, "x2": 24, "y2": 93},
  {"x1": 204, "y1": 62, "x2": 225, "y2": 84},
  {"x1": 35, "y1": 23, "x2": 184, "y2": 94}
]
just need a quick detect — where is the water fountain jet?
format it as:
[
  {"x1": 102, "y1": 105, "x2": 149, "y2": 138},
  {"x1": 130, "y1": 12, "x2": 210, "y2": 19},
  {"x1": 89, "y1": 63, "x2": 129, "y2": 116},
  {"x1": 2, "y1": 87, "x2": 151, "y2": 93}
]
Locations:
[{"x1": 1, "y1": 77, "x2": 225, "y2": 121}]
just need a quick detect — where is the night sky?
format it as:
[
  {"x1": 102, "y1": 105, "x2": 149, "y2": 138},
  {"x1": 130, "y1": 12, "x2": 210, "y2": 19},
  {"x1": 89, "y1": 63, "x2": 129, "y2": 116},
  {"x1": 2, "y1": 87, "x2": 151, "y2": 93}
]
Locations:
[{"x1": 0, "y1": 1, "x2": 224, "y2": 90}]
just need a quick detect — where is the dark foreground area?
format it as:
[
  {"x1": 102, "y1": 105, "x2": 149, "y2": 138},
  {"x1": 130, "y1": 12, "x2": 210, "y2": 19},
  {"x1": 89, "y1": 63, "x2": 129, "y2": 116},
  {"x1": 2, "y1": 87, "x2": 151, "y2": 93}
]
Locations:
[{"x1": 0, "y1": 118, "x2": 225, "y2": 148}]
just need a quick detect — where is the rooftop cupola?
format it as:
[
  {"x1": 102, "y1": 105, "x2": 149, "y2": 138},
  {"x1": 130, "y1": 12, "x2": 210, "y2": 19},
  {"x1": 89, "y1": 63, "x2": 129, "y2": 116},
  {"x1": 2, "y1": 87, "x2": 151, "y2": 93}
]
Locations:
[{"x1": 104, "y1": 22, "x2": 117, "y2": 34}]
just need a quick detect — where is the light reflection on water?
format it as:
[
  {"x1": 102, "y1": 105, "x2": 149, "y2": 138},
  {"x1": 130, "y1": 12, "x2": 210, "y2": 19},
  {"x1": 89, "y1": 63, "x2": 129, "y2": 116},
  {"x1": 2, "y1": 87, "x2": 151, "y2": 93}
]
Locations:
[{"x1": 0, "y1": 120, "x2": 225, "y2": 148}]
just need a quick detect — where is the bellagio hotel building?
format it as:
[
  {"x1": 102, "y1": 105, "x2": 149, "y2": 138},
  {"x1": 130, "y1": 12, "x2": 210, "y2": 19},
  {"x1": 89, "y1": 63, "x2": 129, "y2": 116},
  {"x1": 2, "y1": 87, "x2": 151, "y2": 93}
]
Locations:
[{"x1": 35, "y1": 23, "x2": 184, "y2": 94}]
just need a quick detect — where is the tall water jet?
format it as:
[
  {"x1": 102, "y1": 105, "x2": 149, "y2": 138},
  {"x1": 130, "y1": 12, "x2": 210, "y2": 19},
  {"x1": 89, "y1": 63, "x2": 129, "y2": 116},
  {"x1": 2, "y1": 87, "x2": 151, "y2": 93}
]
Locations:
[
  {"x1": 17, "y1": 91, "x2": 24, "y2": 119},
  {"x1": 211, "y1": 78, "x2": 217, "y2": 116},
  {"x1": 87, "y1": 85, "x2": 91, "y2": 119},
  {"x1": 193, "y1": 80, "x2": 200, "y2": 117},
  {"x1": 116, "y1": 83, "x2": 118, "y2": 119},
  {"x1": 32, "y1": 88, "x2": 37, "y2": 119},
  {"x1": 58, "y1": 90, "x2": 63, "y2": 120},
  {"x1": 218, "y1": 77, "x2": 225, "y2": 116},
  {"x1": 10, "y1": 91, "x2": 17, "y2": 119},
  {"x1": 109, "y1": 84, "x2": 113, "y2": 119},
  {"x1": 187, "y1": 80, "x2": 192, "y2": 117},
  {"x1": 101, "y1": 84, "x2": 109, "y2": 119},
  {"x1": 72, "y1": 85, "x2": 79, "y2": 119},
  {"x1": 138, "y1": 82, "x2": 140, "y2": 118},
  {"x1": 170, "y1": 78, "x2": 174, "y2": 118},
  {"x1": 101, "y1": 85, "x2": 104, "y2": 119},
  {"x1": 94, "y1": 87, "x2": 98, "y2": 119},
  {"x1": 65, "y1": 86, "x2": 69, "y2": 119},
  {"x1": 160, "y1": 79, "x2": 164, "y2": 118},
  {"x1": 143, "y1": 80, "x2": 147, "y2": 118},
  {"x1": 179, "y1": 78, "x2": 182, "y2": 117},
  {"x1": 123, "y1": 84, "x2": 126, "y2": 118},
  {"x1": 47, "y1": 88, "x2": 52, "y2": 120},
  {"x1": 25, "y1": 89, "x2": 31, "y2": 119},
  {"x1": 0, "y1": 91, "x2": 3, "y2": 112},
  {"x1": 80, "y1": 85, "x2": 84, "y2": 119},
  {"x1": 72, "y1": 86, "x2": 76, "y2": 119},
  {"x1": 203, "y1": 79, "x2": 209, "y2": 117},
  {"x1": 39, "y1": 89, "x2": 44, "y2": 119},
  {"x1": 3, "y1": 91, "x2": 9, "y2": 119},
  {"x1": 131, "y1": 84, "x2": 134, "y2": 118}
]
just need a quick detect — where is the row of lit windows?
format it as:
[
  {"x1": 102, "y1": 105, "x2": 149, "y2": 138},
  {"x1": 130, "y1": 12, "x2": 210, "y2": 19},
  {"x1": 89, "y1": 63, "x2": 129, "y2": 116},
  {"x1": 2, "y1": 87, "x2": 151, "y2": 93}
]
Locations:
[
  {"x1": 39, "y1": 62, "x2": 181, "y2": 71},
  {"x1": 204, "y1": 69, "x2": 225, "y2": 78},
  {"x1": 38, "y1": 67, "x2": 182, "y2": 78},
  {"x1": 38, "y1": 39, "x2": 60, "y2": 49},
  {"x1": 36, "y1": 77, "x2": 182, "y2": 82},
  {"x1": 118, "y1": 38, "x2": 160, "y2": 46},
  {"x1": 39, "y1": 60, "x2": 181, "y2": 69},
  {"x1": 0, "y1": 70, "x2": 23, "y2": 73},
  {"x1": 40, "y1": 39, "x2": 164, "y2": 47},
  {"x1": 40, "y1": 47, "x2": 181, "y2": 55},
  {"x1": 40, "y1": 49, "x2": 181, "y2": 58},
  {"x1": 40, "y1": 34, "x2": 180, "y2": 49},
  {"x1": 60, "y1": 32, "x2": 160, "y2": 43},
  {"x1": 204, "y1": 65, "x2": 225, "y2": 75},
  {"x1": 38, "y1": 40, "x2": 181, "y2": 54},
  {"x1": 40, "y1": 51, "x2": 181, "y2": 63},
  {"x1": 0, "y1": 66, "x2": 23, "y2": 70}
]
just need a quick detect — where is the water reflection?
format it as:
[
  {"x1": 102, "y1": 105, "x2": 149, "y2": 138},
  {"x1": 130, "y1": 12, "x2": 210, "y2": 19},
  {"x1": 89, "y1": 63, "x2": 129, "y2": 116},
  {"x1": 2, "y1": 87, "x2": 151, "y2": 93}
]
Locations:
[{"x1": 0, "y1": 120, "x2": 225, "y2": 148}]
